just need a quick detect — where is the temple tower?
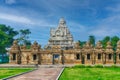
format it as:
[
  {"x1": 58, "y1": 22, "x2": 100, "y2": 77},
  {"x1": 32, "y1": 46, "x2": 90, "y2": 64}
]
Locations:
[{"x1": 45, "y1": 18, "x2": 74, "y2": 50}]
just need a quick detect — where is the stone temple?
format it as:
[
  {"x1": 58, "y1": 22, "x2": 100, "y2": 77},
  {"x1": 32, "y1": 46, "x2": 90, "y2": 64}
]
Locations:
[
  {"x1": 9, "y1": 18, "x2": 120, "y2": 65},
  {"x1": 45, "y1": 17, "x2": 74, "y2": 50}
]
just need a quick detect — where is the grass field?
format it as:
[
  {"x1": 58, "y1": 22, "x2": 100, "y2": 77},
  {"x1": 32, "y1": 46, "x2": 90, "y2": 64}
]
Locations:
[
  {"x1": 0, "y1": 68, "x2": 33, "y2": 79},
  {"x1": 59, "y1": 67, "x2": 120, "y2": 80}
]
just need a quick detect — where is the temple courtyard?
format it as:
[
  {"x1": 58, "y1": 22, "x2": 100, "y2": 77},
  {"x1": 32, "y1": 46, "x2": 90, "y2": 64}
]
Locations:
[
  {"x1": 0, "y1": 64, "x2": 120, "y2": 80},
  {"x1": 0, "y1": 64, "x2": 67, "y2": 80}
]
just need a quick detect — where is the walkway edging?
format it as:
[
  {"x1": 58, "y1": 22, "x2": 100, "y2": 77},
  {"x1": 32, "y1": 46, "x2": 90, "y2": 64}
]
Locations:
[
  {"x1": 56, "y1": 67, "x2": 65, "y2": 80},
  {"x1": 2, "y1": 68, "x2": 37, "y2": 80}
]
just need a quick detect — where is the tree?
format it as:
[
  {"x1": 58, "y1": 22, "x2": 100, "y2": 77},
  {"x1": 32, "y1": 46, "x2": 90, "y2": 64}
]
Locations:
[
  {"x1": 78, "y1": 40, "x2": 86, "y2": 47},
  {"x1": 0, "y1": 30, "x2": 8, "y2": 53},
  {"x1": 101, "y1": 36, "x2": 110, "y2": 48},
  {"x1": 111, "y1": 36, "x2": 119, "y2": 64},
  {"x1": 111, "y1": 36, "x2": 119, "y2": 50},
  {"x1": 17, "y1": 29, "x2": 31, "y2": 45},
  {"x1": 88, "y1": 35, "x2": 95, "y2": 47},
  {"x1": 0, "y1": 24, "x2": 18, "y2": 53}
]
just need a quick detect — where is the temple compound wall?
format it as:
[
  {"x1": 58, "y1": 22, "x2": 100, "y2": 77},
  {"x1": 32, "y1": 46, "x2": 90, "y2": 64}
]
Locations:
[
  {"x1": 9, "y1": 18, "x2": 120, "y2": 65},
  {"x1": 9, "y1": 40, "x2": 120, "y2": 65}
]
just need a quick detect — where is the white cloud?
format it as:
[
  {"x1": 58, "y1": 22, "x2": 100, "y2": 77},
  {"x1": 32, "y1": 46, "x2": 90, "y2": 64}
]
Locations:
[
  {"x1": 68, "y1": 22, "x2": 86, "y2": 33},
  {"x1": 89, "y1": 27, "x2": 119, "y2": 37},
  {"x1": 89, "y1": 15, "x2": 120, "y2": 38},
  {"x1": 106, "y1": 4, "x2": 120, "y2": 13},
  {"x1": 0, "y1": 13, "x2": 34, "y2": 24},
  {"x1": 89, "y1": 3, "x2": 120, "y2": 38},
  {"x1": 5, "y1": 0, "x2": 16, "y2": 4}
]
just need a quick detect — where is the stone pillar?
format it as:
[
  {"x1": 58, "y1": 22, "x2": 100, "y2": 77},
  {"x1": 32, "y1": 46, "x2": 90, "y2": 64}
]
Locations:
[{"x1": 61, "y1": 50, "x2": 64, "y2": 64}]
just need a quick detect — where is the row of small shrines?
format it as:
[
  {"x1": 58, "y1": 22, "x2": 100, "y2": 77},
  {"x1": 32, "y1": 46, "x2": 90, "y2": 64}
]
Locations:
[{"x1": 9, "y1": 40, "x2": 120, "y2": 65}]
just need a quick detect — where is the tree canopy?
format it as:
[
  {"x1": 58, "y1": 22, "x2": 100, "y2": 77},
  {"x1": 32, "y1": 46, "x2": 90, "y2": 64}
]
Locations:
[
  {"x1": 0, "y1": 24, "x2": 31, "y2": 53},
  {"x1": 0, "y1": 24, "x2": 18, "y2": 53},
  {"x1": 17, "y1": 29, "x2": 31, "y2": 45},
  {"x1": 88, "y1": 35, "x2": 95, "y2": 47}
]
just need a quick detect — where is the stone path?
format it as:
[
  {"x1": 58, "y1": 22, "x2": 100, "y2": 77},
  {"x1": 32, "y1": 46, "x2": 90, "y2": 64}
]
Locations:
[{"x1": 8, "y1": 68, "x2": 62, "y2": 80}]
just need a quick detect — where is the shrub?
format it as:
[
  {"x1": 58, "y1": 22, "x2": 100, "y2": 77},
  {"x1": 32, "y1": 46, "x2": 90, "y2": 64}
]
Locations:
[
  {"x1": 73, "y1": 64, "x2": 85, "y2": 68},
  {"x1": 85, "y1": 65, "x2": 92, "y2": 68},
  {"x1": 94, "y1": 65, "x2": 103, "y2": 68},
  {"x1": 111, "y1": 65, "x2": 119, "y2": 68}
]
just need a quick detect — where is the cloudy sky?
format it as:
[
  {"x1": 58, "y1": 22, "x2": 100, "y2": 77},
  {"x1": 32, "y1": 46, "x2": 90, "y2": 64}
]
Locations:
[{"x1": 0, "y1": 0, "x2": 120, "y2": 47}]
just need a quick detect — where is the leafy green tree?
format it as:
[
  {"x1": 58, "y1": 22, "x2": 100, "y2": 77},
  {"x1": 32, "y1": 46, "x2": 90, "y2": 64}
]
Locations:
[
  {"x1": 0, "y1": 24, "x2": 18, "y2": 53},
  {"x1": 78, "y1": 40, "x2": 86, "y2": 47},
  {"x1": 111, "y1": 36, "x2": 119, "y2": 50},
  {"x1": 111, "y1": 36, "x2": 119, "y2": 64},
  {"x1": 17, "y1": 29, "x2": 31, "y2": 45},
  {"x1": 88, "y1": 35, "x2": 95, "y2": 47},
  {"x1": 101, "y1": 36, "x2": 110, "y2": 48},
  {"x1": 0, "y1": 30, "x2": 9, "y2": 53}
]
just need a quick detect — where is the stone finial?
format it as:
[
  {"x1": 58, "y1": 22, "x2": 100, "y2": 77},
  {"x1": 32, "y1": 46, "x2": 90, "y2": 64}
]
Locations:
[
  {"x1": 86, "y1": 41, "x2": 90, "y2": 46},
  {"x1": 83, "y1": 41, "x2": 92, "y2": 49},
  {"x1": 74, "y1": 42, "x2": 81, "y2": 49},
  {"x1": 33, "y1": 41, "x2": 38, "y2": 45},
  {"x1": 13, "y1": 40, "x2": 18, "y2": 45},
  {"x1": 116, "y1": 40, "x2": 120, "y2": 49},
  {"x1": 96, "y1": 41, "x2": 102, "y2": 49},
  {"x1": 11, "y1": 40, "x2": 20, "y2": 50},
  {"x1": 117, "y1": 40, "x2": 120, "y2": 45},
  {"x1": 31, "y1": 41, "x2": 40, "y2": 51},
  {"x1": 107, "y1": 41, "x2": 111, "y2": 45},
  {"x1": 59, "y1": 17, "x2": 66, "y2": 25},
  {"x1": 105, "y1": 41, "x2": 114, "y2": 53},
  {"x1": 97, "y1": 41, "x2": 101, "y2": 45},
  {"x1": 21, "y1": 44, "x2": 26, "y2": 50},
  {"x1": 39, "y1": 44, "x2": 41, "y2": 49},
  {"x1": 106, "y1": 41, "x2": 112, "y2": 49}
]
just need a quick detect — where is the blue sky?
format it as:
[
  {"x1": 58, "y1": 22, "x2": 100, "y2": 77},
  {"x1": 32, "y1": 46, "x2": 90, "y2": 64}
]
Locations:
[{"x1": 0, "y1": 0, "x2": 120, "y2": 47}]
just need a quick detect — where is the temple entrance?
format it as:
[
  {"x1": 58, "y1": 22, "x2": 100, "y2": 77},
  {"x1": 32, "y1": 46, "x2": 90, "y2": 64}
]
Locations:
[
  {"x1": 82, "y1": 56, "x2": 85, "y2": 64},
  {"x1": 52, "y1": 54, "x2": 60, "y2": 64}
]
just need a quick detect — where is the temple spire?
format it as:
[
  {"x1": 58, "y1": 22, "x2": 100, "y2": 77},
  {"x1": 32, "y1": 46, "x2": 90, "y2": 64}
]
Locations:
[{"x1": 59, "y1": 17, "x2": 66, "y2": 26}]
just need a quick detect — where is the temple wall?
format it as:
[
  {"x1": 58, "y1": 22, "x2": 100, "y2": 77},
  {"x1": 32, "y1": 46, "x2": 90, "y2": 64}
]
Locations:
[
  {"x1": 105, "y1": 54, "x2": 114, "y2": 64},
  {"x1": 94, "y1": 53, "x2": 103, "y2": 64},
  {"x1": 9, "y1": 49, "x2": 117, "y2": 65},
  {"x1": 9, "y1": 40, "x2": 120, "y2": 65},
  {"x1": 9, "y1": 50, "x2": 117, "y2": 65},
  {"x1": 74, "y1": 53, "x2": 82, "y2": 64},
  {"x1": 116, "y1": 53, "x2": 120, "y2": 64},
  {"x1": 84, "y1": 53, "x2": 93, "y2": 64},
  {"x1": 41, "y1": 53, "x2": 53, "y2": 65},
  {"x1": 64, "y1": 53, "x2": 75, "y2": 64}
]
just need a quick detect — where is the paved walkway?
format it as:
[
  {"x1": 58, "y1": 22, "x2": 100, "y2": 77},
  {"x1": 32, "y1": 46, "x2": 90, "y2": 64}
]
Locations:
[
  {"x1": 0, "y1": 64, "x2": 74, "y2": 68},
  {"x1": 8, "y1": 68, "x2": 62, "y2": 80}
]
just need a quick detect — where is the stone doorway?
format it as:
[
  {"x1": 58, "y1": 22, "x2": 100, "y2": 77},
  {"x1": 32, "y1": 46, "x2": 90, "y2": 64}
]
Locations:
[
  {"x1": 82, "y1": 56, "x2": 85, "y2": 64},
  {"x1": 53, "y1": 54, "x2": 60, "y2": 64}
]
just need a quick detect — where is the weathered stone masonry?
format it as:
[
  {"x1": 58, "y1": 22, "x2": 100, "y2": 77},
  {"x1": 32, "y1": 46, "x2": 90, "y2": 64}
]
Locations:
[{"x1": 9, "y1": 40, "x2": 120, "y2": 65}]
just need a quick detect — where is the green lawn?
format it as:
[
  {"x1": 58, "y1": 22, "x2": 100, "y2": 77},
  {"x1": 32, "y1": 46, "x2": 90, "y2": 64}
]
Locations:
[
  {"x1": 59, "y1": 67, "x2": 120, "y2": 80},
  {"x1": 0, "y1": 68, "x2": 33, "y2": 79}
]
